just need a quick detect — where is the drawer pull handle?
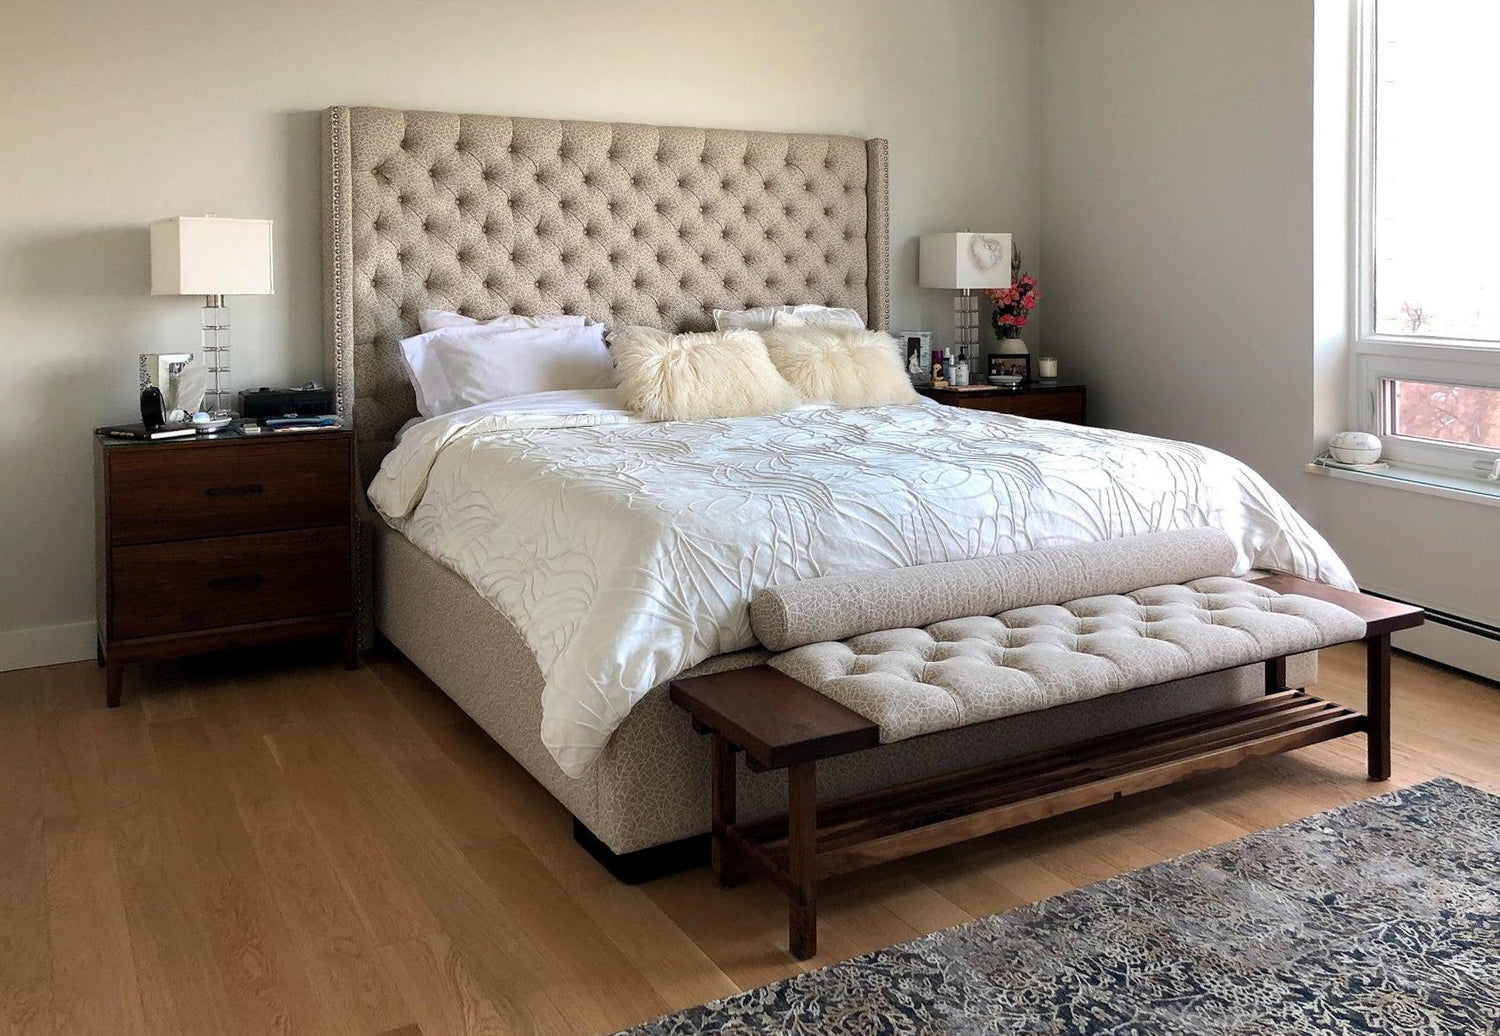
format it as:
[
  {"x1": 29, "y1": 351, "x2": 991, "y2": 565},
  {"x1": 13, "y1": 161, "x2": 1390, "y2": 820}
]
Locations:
[
  {"x1": 206, "y1": 484, "x2": 264, "y2": 498},
  {"x1": 208, "y1": 574, "x2": 265, "y2": 590}
]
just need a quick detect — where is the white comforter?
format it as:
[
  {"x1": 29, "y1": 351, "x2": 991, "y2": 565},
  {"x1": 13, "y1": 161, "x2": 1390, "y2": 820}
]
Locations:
[{"x1": 370, "y1": 390, "x2": 1355, "y2": 777}]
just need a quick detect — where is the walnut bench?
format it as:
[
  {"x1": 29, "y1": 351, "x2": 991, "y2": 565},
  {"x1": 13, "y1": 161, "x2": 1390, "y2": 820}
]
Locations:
[{"x1": 670, "y1": 534, "x2": 1423, "y2": 960}]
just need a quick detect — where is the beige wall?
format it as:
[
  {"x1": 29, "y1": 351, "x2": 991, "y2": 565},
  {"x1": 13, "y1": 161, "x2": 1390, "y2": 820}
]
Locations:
[
  {"x1": 0, "y1": 0, "x2": 1042, "y2": 668},
  {"x1": 1040, "y1": 0, "x2": 1499, "y2": 676}
]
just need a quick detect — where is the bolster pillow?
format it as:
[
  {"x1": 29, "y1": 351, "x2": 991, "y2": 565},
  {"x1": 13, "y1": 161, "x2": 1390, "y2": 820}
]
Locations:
[{"x1": 749, "y1": 528, "x2": 1240, "y2": 651}]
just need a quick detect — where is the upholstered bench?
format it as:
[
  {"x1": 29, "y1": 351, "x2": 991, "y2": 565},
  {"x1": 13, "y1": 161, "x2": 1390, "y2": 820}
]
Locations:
[{"x1": 671, "y1": 530, "x2": 1424, "y2": 959}]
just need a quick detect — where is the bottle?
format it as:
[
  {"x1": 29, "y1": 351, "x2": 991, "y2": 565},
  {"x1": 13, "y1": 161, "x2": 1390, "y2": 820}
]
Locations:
[
  {"x1": 931, "y1": 350, "x2": 947, "y2": 387},
  {"x1": 953, "y1": 347, "x2": 970, "y2": 387}
]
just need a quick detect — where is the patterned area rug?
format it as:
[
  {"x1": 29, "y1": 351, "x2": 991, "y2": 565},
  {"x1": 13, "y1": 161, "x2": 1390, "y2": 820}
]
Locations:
[{"x1": 623, "y1": 779, "x2": 1500, "y2": 1035}]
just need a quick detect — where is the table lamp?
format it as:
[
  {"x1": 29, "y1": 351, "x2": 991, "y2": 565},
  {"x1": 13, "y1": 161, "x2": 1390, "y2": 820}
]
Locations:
[
  {"x1": 150, "y1": 216, "x2": 274, "y2": 417},
  {"x1": 918, "y1": 232, "x2": 1013, "y2": 365}
]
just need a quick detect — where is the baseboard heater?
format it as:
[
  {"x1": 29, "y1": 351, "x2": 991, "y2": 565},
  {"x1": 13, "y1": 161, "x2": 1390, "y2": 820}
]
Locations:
[{"x1": 1361, "y1": 590, "x2": 1500, "y2": 644}]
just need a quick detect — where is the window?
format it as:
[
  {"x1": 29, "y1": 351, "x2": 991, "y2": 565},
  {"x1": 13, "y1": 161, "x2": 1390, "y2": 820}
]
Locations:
[{"x1": 1353, "y1": 0, "x2": 1500, "y2": 474}]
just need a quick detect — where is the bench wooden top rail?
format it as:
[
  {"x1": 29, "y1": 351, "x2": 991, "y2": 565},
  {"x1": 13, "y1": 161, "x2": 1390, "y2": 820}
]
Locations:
[
  {"x1": 1249, "y1": 574, "x2": 1424, "y2": 636},
  {"x1": 668, "y1": 666, "x2": 878, "y2": 769},
  {"x1": 670, "y1": 571, "x2": 1422, "y2": 960}
]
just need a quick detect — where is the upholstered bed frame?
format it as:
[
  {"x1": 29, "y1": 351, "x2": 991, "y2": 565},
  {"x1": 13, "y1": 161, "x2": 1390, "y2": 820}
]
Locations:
[{"x1": 321, "y1": 105, "x2": 1311, "y2": 873}]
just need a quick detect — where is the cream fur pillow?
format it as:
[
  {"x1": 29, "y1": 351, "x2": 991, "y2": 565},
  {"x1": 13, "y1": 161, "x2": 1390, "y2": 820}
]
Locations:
[
  {"x1": 610, "y1": 326, "x2": 802, "y2": 422},
  {"x1": 761, "y1": 326, "x2": 922, "y2": 407}
]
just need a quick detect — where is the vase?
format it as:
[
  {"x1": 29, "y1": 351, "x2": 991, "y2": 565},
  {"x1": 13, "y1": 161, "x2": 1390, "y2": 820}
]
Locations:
[{"x1": 995, "y1": 333, "x2": 1028, "y2": 356}]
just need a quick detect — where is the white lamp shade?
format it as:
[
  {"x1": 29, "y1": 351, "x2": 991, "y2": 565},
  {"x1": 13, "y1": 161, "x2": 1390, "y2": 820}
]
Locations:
[
  {"x1": 918, "y1": 232, "x2": 1013, "y2": 290},
  {"x1": 150, "y1": 216, "x2": 274, "y2": 296}
]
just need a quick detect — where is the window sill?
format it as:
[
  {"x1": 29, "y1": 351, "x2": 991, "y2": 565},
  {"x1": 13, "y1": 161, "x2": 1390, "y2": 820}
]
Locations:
[{"x1": 1305, "y1": 457, "x2": 1500, "y2": 509}]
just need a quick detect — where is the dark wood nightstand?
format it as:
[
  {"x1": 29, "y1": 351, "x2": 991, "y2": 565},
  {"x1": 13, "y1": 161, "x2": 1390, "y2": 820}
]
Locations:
[
  {"x1": 917, "y1": 381, "x2": 1087, "y2": 424},
  {"x1": 94, "y1": 429, "x2": 358, "y2": 706}
]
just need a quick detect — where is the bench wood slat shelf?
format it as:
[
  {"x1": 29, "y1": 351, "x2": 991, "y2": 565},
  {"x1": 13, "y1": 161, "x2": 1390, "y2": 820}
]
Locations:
[{"x1": 670, "y1": 574, "x2": 1423, "y2": 960}]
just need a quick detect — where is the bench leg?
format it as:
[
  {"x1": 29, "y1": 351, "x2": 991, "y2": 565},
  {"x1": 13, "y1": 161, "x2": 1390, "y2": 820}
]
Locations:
[
  {"x1": 787, "y1": 761, "x2": 818, "y2": 960},
  {"x1": 710, "y1": 734, "x2": 738, "y2": 888},
  {"x1": 1366, "y1": 633, "x2": 1391, "y2": 781}
]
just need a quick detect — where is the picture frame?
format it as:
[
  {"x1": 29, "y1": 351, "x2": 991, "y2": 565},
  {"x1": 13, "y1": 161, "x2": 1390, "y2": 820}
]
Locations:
[
  {"x1": 988, "y1": 353, "x2": 1030, "y2": 382},
  {"x1": 138, "y1": 352, "x2": 210, "y2": 418},
  {"x1": 898, "y1": 331, "x2": 933, "y2": 384}
]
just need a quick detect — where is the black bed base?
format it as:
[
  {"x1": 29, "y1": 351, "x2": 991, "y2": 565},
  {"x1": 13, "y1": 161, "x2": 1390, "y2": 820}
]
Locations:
[{"x1": 572, "y1": 818, "x2": 710, "y2": 884}]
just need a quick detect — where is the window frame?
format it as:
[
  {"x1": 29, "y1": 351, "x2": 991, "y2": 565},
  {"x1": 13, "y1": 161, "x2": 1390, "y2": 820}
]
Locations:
[{"x1": 1350, "y1": 0, "x2": 1500, "y2": 474}]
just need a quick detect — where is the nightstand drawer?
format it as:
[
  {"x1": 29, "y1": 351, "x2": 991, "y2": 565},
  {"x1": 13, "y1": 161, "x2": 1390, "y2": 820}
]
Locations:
[
  {"x1": 110, "y1": 527, "x2": 351, "y2": 640},
  {"x1": 108, "y1": 437, "x2": 351, "y2": 545},
  {"x1": 960, "y1": 389, "x2": 1085, "y2": 422}
]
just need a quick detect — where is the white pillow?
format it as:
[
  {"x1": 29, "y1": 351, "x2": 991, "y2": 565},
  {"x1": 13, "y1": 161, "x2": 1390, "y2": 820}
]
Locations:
[
  {"x1": 760, "y1": 326, "x2": 921, "y2": 408},
  {"x1": 611, "y1": 327, "x2": 801, "y2": 422},
  {"x1": 712, "y1": 304, "x2": 864, "y2": 332},
  {"x1": 400, "y1": 319, "x2": 598, "y2": 417},
  {"x1": 426, "y1": 324, "x2": 614, "y2": 413},
  {"x1": 418, "y1": 309, "x2": 589, "y2": 333},
  {"x1": 769, "y1": 305, "x2": 865, "y2": 330}
]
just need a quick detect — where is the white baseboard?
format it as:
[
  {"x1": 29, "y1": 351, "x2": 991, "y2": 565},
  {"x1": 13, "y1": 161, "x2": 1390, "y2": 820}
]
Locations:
[
  {"x1": 1394, "y1": 622, "x2": 1500, "y2": 685},
  {"x1": 0, "y1": 621, "x2": 97, "y2": 673}
]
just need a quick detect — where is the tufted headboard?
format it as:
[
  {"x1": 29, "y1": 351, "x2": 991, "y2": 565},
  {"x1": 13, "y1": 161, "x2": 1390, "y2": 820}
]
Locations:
[{"x1": 322, "y1": 105, "x2": 890, "y2": 484}]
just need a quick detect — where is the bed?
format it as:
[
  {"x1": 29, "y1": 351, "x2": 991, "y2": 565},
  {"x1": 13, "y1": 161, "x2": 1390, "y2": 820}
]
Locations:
[{"x1": 321, "y1": 106, "x2": 1347, "y2": 873}]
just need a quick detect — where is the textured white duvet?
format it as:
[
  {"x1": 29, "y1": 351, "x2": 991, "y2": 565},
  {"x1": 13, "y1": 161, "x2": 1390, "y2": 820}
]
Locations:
[{"x1": 370, "y1": 390, "x2": 1355, "y2": 777}]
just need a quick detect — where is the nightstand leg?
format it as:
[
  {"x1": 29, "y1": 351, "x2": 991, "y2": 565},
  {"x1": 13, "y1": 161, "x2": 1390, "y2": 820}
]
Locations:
[
  {"x1": 341, "y1": 624, "x2": 360, "y2": 670},
  {"x1": 105, "y1": 660, "x2": 123, "y2": 708},
  {"x1": 96, "y1": 637, "x2": 105, "y2": 668}
]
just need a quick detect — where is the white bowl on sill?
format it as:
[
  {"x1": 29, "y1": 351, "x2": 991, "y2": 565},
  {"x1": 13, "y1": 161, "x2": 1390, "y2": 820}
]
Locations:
[{"x1": 1328, "y1": 431, "x2": 1382, "y2": 465}]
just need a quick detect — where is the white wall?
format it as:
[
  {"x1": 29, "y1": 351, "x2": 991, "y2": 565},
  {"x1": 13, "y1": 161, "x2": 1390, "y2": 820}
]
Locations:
[
  {"x1": 0, "y1": 0, "x2": 1042, "y2": 670},
  {"x1": 1041, "y1": 0, "x2": 1499, "y2": 674}
]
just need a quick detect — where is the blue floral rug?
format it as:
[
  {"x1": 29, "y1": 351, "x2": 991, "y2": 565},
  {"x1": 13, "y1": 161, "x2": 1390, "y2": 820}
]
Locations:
[{"x1": 623, "y1": 779, "x2": 1500, "y2": 1035}]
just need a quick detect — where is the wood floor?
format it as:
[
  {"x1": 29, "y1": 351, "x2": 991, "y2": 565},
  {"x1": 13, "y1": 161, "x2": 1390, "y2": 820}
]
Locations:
[{"x1": 1, "y1": 643, "x2": 1495, "y2": 1035}]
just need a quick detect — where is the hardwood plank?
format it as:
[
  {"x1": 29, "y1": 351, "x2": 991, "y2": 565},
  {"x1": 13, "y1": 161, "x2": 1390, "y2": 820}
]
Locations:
[
  {"x1": 93, "y1": 701, "x2": 239, "y2": 1035},
  {"x1": 38, "y1": 697, "x2": 148, "y2": 1035},
  {"x1": 463, "y1": 838, "x2": 672, "y2": 1031},
  {"x1": 0, "y1": 670, "x2": 53, "y2": 1036},
  {"x1": 146, "y1": 716, "x2": 327, "y2": 1036},
  {"x1": 409, "y1": 700, "x2": 743, "y2": 1013},
  {"x1": 376, "y1": 933, "x2": 509, "y2": 1036},
  {"x1": 299, "y1": 677, "x2": 585, "y2": 1033},
  {"x1": 238, "y1": 796, "x2": 411, "y2": 1035}
]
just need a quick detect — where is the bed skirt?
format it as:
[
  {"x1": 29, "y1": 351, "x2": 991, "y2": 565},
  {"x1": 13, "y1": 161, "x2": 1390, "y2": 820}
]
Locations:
[{"x1": 374, "y1": 521, "x2": 1316, "y2": 855}]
